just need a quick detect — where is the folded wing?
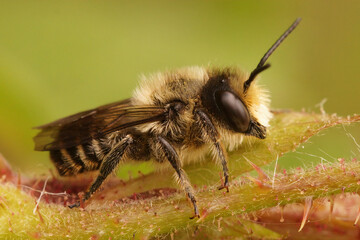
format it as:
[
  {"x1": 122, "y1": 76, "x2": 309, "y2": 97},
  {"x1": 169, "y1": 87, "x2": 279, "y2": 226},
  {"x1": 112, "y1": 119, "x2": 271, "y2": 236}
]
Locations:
[{"x1": 33, "y1": 99, "x2": 165, "y2": 151}]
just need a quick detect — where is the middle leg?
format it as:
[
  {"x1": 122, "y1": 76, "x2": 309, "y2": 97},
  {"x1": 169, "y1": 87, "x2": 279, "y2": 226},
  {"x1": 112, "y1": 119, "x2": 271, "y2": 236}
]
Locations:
[{"x1": 152, "y1": 135, "x2": 199, "y2": 218}]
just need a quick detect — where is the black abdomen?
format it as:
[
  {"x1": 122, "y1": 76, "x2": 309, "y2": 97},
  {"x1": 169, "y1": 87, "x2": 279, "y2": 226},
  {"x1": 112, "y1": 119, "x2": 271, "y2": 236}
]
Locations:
[
  {"x1": 50, "y1": 141, "x2": 103, "y2": 176},
  {"x1": 50, "y1": 132, "x2": 152, "y2": 176}
]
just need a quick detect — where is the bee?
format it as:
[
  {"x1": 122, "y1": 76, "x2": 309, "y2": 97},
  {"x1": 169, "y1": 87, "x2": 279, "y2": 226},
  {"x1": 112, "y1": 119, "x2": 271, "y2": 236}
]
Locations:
[{"x1": 34, "y1": 18, "x2": 301, "y2": 218}]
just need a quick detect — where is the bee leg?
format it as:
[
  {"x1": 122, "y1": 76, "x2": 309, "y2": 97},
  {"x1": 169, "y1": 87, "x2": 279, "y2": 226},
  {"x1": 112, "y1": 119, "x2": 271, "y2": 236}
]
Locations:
[
  {"x1": 195, "y1": 109, "x2": 229, "y2": 192},
  {"x1": 69, "y1": 135, "x2": 133, "y2": 208},
  {"x1": 156, "y1": 136, "x2": 200, "y2": 219},
  {"x1": 215, "y1": 140, "x2": 230, "y2": 192}
]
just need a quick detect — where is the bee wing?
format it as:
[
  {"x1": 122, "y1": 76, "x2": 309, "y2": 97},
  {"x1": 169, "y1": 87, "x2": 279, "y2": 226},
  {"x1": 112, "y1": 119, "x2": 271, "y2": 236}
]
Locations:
[{"x1": 33, "y1": 98, "x2": 165, "y2": 151}]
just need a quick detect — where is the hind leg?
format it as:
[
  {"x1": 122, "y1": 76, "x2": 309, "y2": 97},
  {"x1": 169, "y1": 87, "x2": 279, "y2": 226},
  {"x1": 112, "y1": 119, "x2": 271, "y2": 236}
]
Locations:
[{"x1": 69, "y1": 135, "x2": 133, "y2": 208}]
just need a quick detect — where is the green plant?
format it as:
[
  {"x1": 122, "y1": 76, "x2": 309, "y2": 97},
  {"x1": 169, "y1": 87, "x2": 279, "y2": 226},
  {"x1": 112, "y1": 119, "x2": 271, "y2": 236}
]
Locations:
[{"x1": 0, "y1": 111, "x2": 359, "y2": 239}]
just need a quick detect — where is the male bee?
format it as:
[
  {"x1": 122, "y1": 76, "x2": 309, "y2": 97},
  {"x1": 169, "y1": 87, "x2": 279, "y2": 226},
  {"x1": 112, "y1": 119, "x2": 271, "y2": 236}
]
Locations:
[{"x1": 34, "y1": 19, "x2": 301, "y2": 218}]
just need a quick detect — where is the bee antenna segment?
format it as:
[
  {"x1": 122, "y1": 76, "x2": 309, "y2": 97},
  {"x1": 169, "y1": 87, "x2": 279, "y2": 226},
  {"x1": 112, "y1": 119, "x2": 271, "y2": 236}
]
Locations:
[{"x1": 244, "y1": 18, "x2": 302, "y2": 93}]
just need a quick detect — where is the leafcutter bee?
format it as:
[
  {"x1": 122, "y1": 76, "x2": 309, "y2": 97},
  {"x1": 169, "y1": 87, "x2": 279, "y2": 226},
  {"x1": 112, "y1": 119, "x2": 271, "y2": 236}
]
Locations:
[{"x1": 34, "y1": 18, "x2": 301, "y2": 218}]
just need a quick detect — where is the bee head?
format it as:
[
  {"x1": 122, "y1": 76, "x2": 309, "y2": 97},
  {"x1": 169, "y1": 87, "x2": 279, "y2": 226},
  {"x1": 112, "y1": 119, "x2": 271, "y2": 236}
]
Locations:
[
  {"x1": 201, "y1": 67, "x2": 269, "y2": 139},
  {"x1": 201, "y1": 18, "x2": 301, "y2": 139}
]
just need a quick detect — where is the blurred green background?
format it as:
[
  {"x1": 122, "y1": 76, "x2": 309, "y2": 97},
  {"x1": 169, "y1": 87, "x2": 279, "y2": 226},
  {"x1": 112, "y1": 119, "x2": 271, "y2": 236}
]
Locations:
[{"x1": 0, "y1": 0, "x2": 359, "y2": 176}]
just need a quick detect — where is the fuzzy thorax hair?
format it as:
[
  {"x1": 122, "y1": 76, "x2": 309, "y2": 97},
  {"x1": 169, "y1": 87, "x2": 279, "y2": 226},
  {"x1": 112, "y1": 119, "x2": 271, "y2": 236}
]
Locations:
[{"x1": 132, "y1": 66, "x2": 272, "y2": 153}]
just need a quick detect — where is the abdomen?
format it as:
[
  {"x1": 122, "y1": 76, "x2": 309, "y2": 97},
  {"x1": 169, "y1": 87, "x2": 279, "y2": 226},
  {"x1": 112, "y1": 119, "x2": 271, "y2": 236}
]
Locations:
[{"x1": 50, "y1": 141, "x2": 108, "y2": 176}]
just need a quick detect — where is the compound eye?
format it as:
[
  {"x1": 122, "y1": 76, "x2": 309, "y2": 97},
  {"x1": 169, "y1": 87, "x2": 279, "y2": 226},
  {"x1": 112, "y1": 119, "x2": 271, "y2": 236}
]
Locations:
[{"x1": 215, "y1": 91, "x2": 250, "y2": 133}]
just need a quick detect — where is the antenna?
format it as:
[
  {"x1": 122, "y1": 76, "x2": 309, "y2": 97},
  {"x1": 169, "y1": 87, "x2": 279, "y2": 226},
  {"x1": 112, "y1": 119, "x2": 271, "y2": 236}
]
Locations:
[{"x1": 243, "y1": 18, "x2": 301, "y2": 93}]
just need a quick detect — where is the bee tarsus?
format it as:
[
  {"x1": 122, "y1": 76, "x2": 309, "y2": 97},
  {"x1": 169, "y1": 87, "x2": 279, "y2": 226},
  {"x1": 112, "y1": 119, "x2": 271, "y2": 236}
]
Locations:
[
  {"x1": 68, "y1": 202, "x2": 80, "y2": 209},
  {"x1": 189, "y1": 211, "x2": 200, "y2": 220},
  {"x1": 217, "y1": 177, "x2": 230, "y2": 192}
]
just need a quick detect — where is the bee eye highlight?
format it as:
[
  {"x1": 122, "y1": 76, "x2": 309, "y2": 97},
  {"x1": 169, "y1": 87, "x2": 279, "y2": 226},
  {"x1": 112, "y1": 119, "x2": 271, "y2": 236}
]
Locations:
[{"x1": 215, "y1": 91, "x2": 250, "y2": 133}]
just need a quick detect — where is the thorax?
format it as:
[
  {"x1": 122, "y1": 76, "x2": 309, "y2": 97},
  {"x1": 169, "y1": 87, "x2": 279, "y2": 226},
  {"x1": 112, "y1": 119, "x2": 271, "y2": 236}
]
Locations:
[{"x1": 131, "y1": 67, "x2": 208, "y2": 142}]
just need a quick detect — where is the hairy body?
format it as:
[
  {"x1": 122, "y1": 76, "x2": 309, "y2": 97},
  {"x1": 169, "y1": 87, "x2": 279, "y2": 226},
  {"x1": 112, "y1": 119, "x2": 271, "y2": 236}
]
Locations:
[
  {"x1": 40, "y1": 66, "x2": 270, "y2": 217},
  {"x1": 34, "y1": 19, "x2": 300, "y2": 217},
  {"x1": 49, "y1": 67, "x2": 271, "y2": 173}
]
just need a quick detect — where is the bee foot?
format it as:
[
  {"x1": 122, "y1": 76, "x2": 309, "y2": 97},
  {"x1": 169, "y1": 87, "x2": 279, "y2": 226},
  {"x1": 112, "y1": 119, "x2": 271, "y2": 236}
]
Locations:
[
  {"x1": 189, "y1": 202, "x2": 200, "y2": 219},
  {"x1": 189, "y1": 213, "x2": 200, "y2": 219},
  {"x1": 68, "y1": 202, "x2": 80, "y2": 209},
  {"x1": 217, "y1": 184, "x2": 230, "y2": 192}
]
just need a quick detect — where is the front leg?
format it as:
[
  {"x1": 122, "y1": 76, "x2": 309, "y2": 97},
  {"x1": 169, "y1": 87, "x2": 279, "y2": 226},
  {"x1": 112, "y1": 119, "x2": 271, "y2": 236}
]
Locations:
[
  {"x1": 153, "y1": 136, "x2": 199, "y2": 219},
  {"x1": 195, "y1": 109, "x2": 229, "y2": 192}
]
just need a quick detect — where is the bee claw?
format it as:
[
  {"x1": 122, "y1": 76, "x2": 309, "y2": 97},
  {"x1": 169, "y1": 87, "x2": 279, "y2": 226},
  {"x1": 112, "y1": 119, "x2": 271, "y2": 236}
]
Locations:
[
  {"x1": 217, "y1": 184, "x2": 230, "y2": 192},
  {"x1": 189, "y1": 214, "x2": 200, "y2": 219},
  {"x1": 68, "y1": 202, "x2": 80, "y2": 209},
  {"x1": 189, "y1": 201, "x2": 200, "y2": 219}
]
